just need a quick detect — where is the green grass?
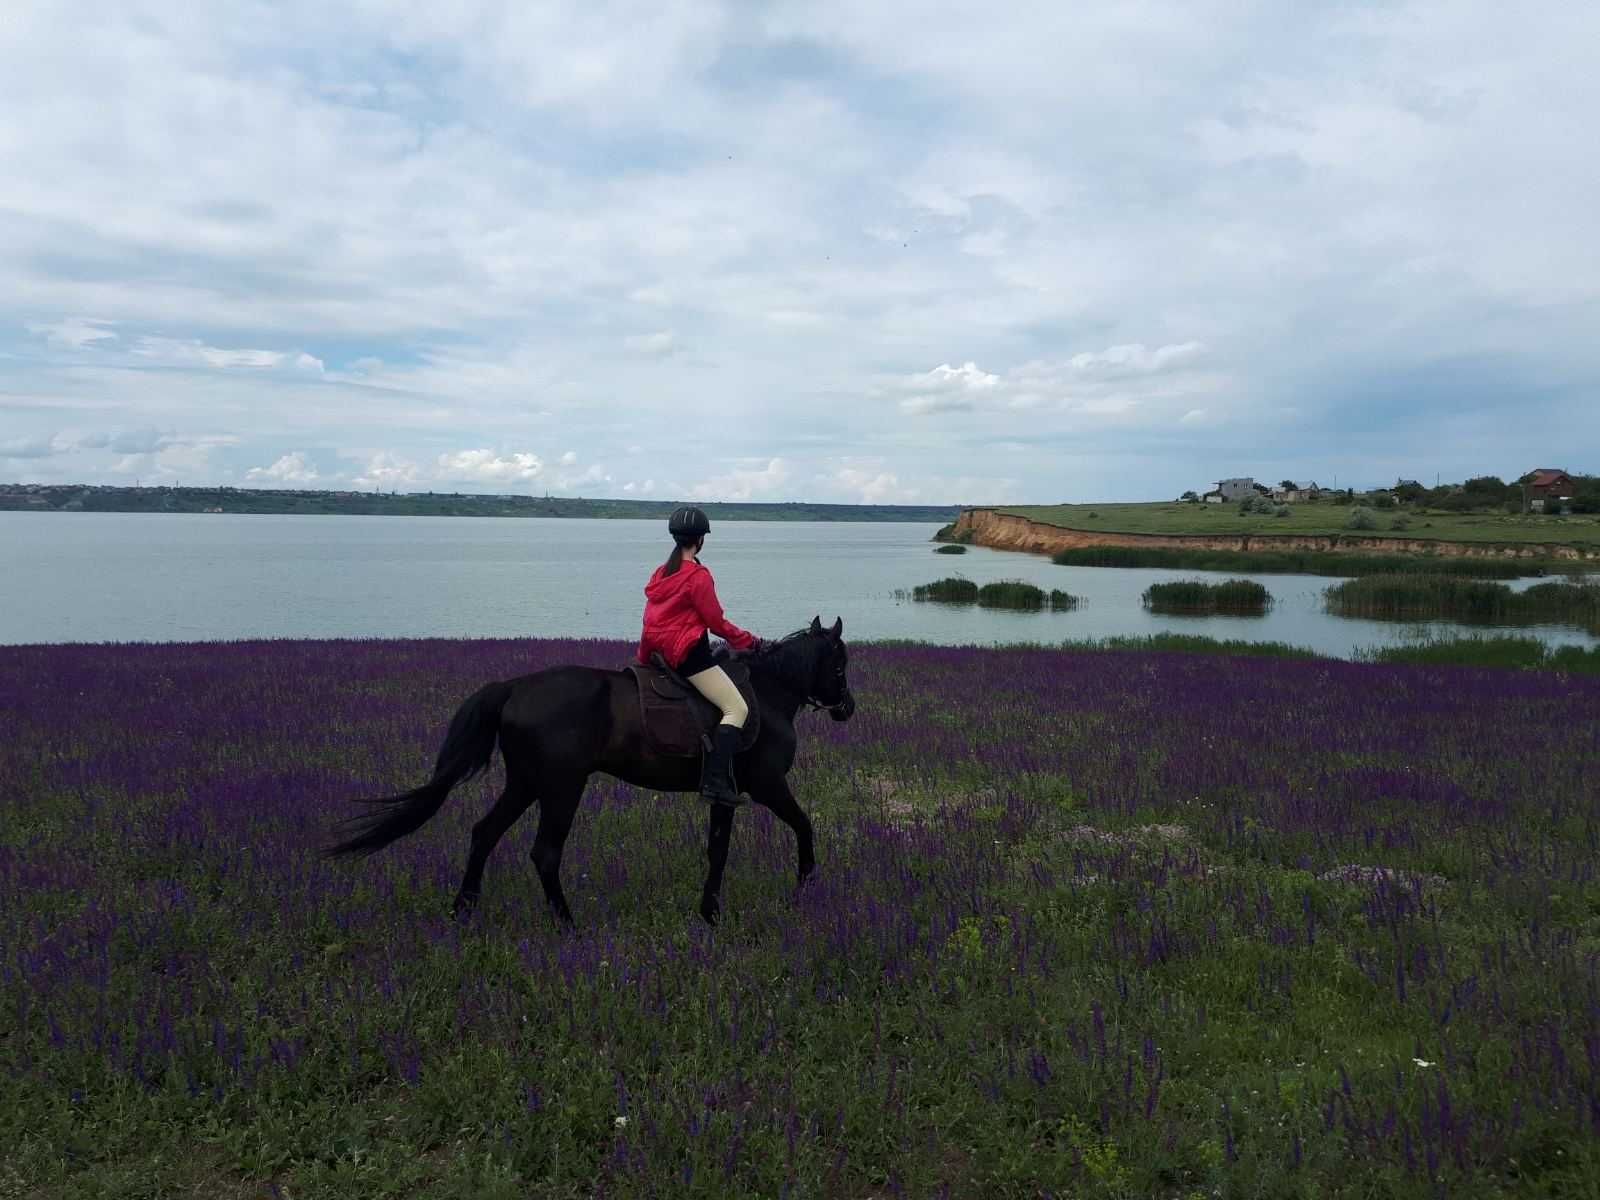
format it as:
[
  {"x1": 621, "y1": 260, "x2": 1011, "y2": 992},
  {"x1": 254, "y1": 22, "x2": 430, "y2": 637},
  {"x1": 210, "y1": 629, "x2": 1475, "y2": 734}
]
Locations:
[
  {"x1": 1050, "y1": 545, "x2": 1537, "y2": 578},
  {"x1": 1325, "y1": 575, "x2": 1600, "y2": 629},
  {"x1": 1354, "y1": 634, "x2": 1600, "y2": 673},
  {"x1": 1000, "y1": 502, "x2": 1600, "y2": 547},
  {"x1": 1142, "y1": 579, "x2": 1272, "y2": 615},
  {"x1": 1057, "y1": 633, "x2": 1322, "y2": 659}
]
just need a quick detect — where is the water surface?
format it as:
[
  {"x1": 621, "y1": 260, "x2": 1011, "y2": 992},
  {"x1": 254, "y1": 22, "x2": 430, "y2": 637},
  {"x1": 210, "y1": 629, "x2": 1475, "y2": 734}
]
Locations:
[{"x1": 2, "y1": 512, "x2": 1594, "y2": 657}]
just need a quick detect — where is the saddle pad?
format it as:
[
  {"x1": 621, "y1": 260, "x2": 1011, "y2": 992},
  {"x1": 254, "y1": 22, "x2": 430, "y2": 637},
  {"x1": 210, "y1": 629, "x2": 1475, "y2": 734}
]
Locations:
[{"x1": 626, "y1": 661, "x2": 761, "y2": 758}]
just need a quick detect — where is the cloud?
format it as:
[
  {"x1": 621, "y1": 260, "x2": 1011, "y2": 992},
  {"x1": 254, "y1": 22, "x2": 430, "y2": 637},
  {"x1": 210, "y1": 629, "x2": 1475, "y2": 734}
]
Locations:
[
  {"x1": 820, "y1": 466, "x2": 921, "y2": 503},
  {"x1": 690, "y1": 458, "x2": 790, "y2": 501},
  {"x1": 246, "y1": 452, "x2": 320, "y2": 484},
  {"x1": 1, "y1": 435, "x2": 65, "y2": 459},
  {"x1": 900, "y1": 394, "x2": 975, "y2": 416},
  {"x1": 559, "y1": 450, "x2": 578, "y2": 465},
  {"x1": 132, "y1": 338, "x2": 325, "y2": 372},
  {"x1": 1069, "y1": 342, "x2": 1206, "y2": 374},
  {"x1": 1, "y1": 2, "x2": 1596, "y2": 502},
  {"x1": 623, "y1": 331, "x2": 676, "y2": 356},
  {"x1": 350, "y1": 452, "x2": 422, "y2": 490},
  {"x1": 24, "y1": 318, "x2": 117, "y2": 349},
  {"x1": 110, "y1": 427, "x2": 176, "y2": 455},
  {"x1": 435, "y1": 449, "x2": 545, "y2": 483}
]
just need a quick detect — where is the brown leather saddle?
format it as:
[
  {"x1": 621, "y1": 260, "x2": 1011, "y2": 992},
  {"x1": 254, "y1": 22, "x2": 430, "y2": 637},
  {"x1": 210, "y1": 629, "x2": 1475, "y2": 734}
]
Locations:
[{"x1": 625, "y1": 653, "x2": 762, "y2": 758}]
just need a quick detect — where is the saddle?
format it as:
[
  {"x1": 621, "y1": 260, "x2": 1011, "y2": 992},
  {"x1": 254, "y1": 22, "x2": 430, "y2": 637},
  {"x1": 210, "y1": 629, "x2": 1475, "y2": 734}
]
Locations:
[{"x1": 625, "y1": 653, "x2": 762, "y2": 758}]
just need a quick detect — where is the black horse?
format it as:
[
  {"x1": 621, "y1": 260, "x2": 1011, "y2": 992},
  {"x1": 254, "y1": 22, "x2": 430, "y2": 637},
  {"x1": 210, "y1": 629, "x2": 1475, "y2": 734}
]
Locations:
[{"x1": 326, "y1": 617, "x2": 854, "y2": 925}]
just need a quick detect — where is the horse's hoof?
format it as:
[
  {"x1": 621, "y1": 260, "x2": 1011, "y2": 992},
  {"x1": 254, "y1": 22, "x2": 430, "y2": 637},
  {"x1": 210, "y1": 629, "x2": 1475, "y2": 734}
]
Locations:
[
  {"x1": 451, "y1": 893, "x2": 478, "y2": 921},
  {"x1": 699, "y1": 895, "x2": 721, "y2": 926}
]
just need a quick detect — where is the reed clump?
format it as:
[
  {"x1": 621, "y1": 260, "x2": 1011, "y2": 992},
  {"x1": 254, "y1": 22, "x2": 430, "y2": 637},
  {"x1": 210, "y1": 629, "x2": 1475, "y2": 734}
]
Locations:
[
  {"x1": 911, "y1": 577, "x2": 979, "y2": 604},
  {"x1": 1143, "y1": 578, "x2": 1271, "y2": 615}
]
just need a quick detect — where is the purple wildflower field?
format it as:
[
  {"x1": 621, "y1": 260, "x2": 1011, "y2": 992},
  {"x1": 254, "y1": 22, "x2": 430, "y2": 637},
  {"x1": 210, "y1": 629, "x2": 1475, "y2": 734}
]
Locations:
[{"x1": 3, "y1": 637, "x2": 1599, "y2": 1198}]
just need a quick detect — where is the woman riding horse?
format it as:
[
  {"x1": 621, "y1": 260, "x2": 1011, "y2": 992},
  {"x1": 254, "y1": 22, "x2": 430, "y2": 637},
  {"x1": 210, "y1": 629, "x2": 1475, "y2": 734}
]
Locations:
[{"x1": 327, "y1": 546, "x2": 854, "y2": 925}]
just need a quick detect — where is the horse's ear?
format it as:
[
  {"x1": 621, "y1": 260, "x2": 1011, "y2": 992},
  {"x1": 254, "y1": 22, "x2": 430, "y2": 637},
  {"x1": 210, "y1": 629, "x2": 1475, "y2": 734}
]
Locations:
[
  {"x1": 829, "y1": 617, "x2": 843, "y2": 640},
  {"x1": 809, "y1": 616, "x2": 822, "y2": 634}
]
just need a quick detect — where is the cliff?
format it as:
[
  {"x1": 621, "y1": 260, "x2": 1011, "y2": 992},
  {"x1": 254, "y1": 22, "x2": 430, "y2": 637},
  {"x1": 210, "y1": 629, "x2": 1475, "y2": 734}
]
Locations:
[{"x1": 947, "y1": 507, "x2": 1600, "y2": 562}]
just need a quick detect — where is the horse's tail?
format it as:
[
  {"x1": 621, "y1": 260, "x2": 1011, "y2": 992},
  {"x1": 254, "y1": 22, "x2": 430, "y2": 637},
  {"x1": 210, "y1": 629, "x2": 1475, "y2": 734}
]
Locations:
[{"x1": 324, "y1": 680, "x2": 515, "y2": 858}]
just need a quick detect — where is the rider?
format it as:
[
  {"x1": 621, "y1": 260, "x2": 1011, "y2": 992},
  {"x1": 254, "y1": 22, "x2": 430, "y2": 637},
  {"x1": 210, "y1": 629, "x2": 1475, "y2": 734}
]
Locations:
[{"x1": 638, "y1": 506, "x2": 760, "y2": 806}]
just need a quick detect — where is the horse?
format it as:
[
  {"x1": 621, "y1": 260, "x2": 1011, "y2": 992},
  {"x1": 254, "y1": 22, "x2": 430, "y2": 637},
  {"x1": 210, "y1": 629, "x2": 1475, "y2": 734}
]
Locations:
[{"x1": 325, "y1": 616, "x2": 855, "y2": 926}]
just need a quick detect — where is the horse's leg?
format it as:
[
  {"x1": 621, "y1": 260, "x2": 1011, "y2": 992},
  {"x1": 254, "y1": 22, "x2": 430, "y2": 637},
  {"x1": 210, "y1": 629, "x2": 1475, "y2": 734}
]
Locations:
[
  {"x1": 452, "y1": 775, "x2": 535, "y2": 919},
  {"x1": 529, "y1": 775, "x2": 585, "y2": 926},
  {"x1": 699, "y1": 803, "x2": 736, "y2": 926},
  {"x1": 749, "y1": 775, "x2": 816, "y2": 890}
]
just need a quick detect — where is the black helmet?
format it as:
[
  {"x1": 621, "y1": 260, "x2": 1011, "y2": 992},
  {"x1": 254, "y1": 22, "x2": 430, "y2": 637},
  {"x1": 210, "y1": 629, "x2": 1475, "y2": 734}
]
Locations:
[{"x1": 668, "y1": 505, "x2": 710, "y2": 539}]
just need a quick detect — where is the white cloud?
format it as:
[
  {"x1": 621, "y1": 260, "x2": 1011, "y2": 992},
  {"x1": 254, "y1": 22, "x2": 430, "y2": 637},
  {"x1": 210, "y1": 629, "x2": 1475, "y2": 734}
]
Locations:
[
  {"x1": 1069, "y1": 342, "x2": 1205, "y2": 374},
  {"x1": 820, "y1": 466, "x2": 921, "y2": 503},
  {"x1": 246, "y1": 452, "x2": 320, "y2": 484},
  {"x1": 690, "y1": 457, "x2": 790, "y2": 501},
  {"x1": 351, "y1": 452, "x2": 422, "y2": 489},
  {"x1": 559, "y1": 449, "x2": 578, "y2": 465},
  {"x1": 132, "y1": 337, "x2": 324, "y2": 372},
  {"x1": 435, "y1": 449, "x2": 544, "y2": 483},
  {"x1": 900, "y1": 394, "x2": 974, "y2": 416},
  {"x1": 623, "y1": 331, "x2": 676, "y2": 356},
  {"x1": 24, "y1": 317, "x2": 117, "y2": 349}
]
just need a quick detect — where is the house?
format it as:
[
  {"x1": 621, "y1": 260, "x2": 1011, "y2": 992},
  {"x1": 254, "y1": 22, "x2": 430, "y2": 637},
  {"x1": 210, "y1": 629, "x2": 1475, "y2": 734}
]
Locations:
[
  {"x1": 1214, "y1": 477, "x2": 1257, "y2": 502},
  {"x1": 1525, "y1": 468, "x2": 1575, "y2": 511}
]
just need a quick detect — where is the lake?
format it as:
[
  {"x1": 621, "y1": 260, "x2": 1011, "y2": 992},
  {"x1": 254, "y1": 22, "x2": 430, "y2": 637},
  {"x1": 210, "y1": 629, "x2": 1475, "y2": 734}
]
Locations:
[{"x1": 2, "y1": 512, "x2": 1596, "y2": 657}]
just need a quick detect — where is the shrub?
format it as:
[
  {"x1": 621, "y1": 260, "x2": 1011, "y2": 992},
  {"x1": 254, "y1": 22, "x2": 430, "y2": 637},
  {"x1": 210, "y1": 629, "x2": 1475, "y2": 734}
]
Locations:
[
  {"x1": 934, "y1": 544, "x2": 968, "y2": 555},
  {"x1": 1390, "y1": 516, "x2": 1411, "y2": 531},
  {"x1": 1346, "y1": 507, "x2": 1378, "y2": 531},
  {"x1": 1274, "y1": 504, "x2": 1291, "y2": 517},
  {"x1": 1047, "y1": 589, "x2": 1080, "y2": 611}
]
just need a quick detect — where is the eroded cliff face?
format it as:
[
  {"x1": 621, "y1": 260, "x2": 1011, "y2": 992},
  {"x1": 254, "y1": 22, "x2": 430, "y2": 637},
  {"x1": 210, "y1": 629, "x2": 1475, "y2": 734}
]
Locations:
[{"x1": 950, "y1": 508, "x2": 1600, "y2": 561}]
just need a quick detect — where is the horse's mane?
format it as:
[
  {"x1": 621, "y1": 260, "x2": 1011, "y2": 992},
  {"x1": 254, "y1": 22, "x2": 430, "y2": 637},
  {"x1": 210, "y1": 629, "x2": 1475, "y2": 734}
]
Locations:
[{"x1": 716, "y1": 626, "x2": 818, "y2": 684}]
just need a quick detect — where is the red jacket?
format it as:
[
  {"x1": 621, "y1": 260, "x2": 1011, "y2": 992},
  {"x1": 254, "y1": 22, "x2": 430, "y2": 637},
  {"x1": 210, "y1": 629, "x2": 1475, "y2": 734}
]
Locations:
[{"x1": 637, "y1": 559, "x2": 755, "y2": 667}]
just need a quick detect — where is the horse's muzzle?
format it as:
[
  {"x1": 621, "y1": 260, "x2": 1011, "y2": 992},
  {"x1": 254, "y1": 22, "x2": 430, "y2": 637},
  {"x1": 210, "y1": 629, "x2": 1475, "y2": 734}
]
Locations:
[{"x1": 828, "y1": 690, "x2": 856, "y2": 722}]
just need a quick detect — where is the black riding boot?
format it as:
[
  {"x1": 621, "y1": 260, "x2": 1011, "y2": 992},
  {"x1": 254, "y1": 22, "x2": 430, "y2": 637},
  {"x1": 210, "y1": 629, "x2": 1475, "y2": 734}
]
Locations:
[{"x1": 700, "y1": 723, "x2": 744, "y2": 807}]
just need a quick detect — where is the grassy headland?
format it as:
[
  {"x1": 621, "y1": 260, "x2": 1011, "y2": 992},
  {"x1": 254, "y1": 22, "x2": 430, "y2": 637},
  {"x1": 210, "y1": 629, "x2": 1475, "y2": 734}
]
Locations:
[{"x1": 998, "y1": 502, "x2": 1600, "y2": 547}]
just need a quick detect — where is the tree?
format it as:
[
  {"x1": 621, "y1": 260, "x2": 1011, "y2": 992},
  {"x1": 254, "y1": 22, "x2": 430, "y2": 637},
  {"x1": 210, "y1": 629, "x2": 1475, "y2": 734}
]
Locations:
[
  {"x1": 1280, "y1": 479, "x2": 1298, "y2": 491},
  {"x1": 1179, "y1": 490, "x2": 1200, "y2": 503}
]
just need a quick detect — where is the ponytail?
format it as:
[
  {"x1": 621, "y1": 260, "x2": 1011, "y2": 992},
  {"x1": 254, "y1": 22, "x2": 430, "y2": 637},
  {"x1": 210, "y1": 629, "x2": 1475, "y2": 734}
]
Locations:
[{"x1": 662, "y1": 543, "x2": 685, "y2": 577}]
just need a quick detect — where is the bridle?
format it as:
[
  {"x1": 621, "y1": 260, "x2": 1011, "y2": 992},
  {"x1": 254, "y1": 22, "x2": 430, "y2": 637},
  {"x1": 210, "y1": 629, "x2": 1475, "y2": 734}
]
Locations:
[{"x1": 749, "y1": 629, "x2": 852, "y2": 717}]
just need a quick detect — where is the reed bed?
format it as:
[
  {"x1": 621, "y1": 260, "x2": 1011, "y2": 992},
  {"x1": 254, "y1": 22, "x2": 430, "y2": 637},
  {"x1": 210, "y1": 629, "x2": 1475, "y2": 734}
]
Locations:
[
  {"x1": 1325, "y1": 575, "x2": 1600, "y2": 629},
  {"x1": 1052, "y1": 546, "x2": 1535, "y2": 578}
]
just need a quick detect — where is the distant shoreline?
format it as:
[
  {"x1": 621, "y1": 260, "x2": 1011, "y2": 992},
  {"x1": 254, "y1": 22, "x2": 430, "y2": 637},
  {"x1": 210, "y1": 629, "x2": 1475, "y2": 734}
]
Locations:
[{"x1": 0, "y1": 484, "x2": 958, "y2": 523}]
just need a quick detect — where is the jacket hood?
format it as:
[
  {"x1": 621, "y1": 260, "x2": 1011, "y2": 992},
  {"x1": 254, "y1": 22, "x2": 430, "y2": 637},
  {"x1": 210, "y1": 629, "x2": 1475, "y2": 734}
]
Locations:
[{"x1": 644, "y1": 559, "x2": 703, "y2": 602}]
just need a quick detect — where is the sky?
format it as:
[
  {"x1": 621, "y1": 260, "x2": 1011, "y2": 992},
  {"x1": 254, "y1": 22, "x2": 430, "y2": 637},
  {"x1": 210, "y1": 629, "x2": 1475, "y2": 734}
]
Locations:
[{"x1": 2, "y1": 1, "x2": 1597, "y2": 505}]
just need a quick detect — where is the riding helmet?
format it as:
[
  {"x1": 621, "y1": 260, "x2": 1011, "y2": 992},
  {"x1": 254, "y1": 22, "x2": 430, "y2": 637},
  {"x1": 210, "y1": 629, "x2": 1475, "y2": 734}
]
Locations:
[{"x1": 668, "y1": 505, "x2": 711, "y2": 539}]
